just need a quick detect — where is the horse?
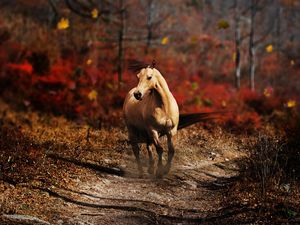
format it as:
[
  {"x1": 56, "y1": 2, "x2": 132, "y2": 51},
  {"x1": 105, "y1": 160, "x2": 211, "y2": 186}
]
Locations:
[
  {"x1": 124, "y1": 60, "x2": 221, "y2": 178},
  {"x1": 123, "y1": 61, "x2": 179, "y2": 178}
]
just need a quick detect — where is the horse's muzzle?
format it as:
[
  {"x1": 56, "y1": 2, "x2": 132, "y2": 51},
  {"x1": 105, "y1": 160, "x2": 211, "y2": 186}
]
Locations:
[{"x1": 134, "y1": 91, "x2": 142, "y2": 100}]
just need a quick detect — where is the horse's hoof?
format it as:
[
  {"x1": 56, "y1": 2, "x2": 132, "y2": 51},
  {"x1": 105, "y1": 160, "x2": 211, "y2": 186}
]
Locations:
[
  {"x1": 155, "y1": 173, "x2": 163, "y2": 179},
  {"x1": 147, "y1": 166, "x2": 154, "y2": 175},
  {"x1": 137, "y1": 169, "x2": 144, "y2": 178},
  {"x1": 163, "y1": 165, "x2": 171, "y2": 175},
  {"x1": 155, "y1": 168, "x2": 164, "y2": 179}
]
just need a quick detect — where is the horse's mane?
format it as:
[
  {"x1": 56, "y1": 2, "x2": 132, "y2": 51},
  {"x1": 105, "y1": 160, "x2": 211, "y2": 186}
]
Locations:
[{"x1": 128, "y1": 59, "x2": 156, "y2": 73}]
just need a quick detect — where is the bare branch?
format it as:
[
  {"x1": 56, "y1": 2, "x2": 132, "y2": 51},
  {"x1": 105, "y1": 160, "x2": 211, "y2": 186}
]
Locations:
[
  {"x1": 73, "y1": 0, "x2": 93, "y2": 11},
  {"x1": 86, "y1": 0, "x2": 97, "y2": 8},
  {"x1": 254, "y1": 19, "x2": 275, "y2": 45},
  {"x1": 48, "y1": 0, "x2": 59, "y2": 17},
  {"x1": 151, "y1": 13, "x2": 171, "y2": 29},
  {"x1": 64, "y1": 0, "x2": 92, "y2": 18}
]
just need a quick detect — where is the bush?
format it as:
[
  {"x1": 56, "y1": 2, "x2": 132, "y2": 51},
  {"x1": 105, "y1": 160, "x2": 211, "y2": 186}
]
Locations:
[
  {"x1": 280, "y1": 112, "x2": 300, "y2": 181},
  {"x1": 247, "y1": 134, "x2": 284, "y2": 198}
]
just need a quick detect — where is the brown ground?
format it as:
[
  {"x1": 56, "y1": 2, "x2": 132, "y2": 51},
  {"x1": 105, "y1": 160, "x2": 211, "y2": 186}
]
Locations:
[{"x1": 0, "y1": 99, "x2": 272, "y2": 225}]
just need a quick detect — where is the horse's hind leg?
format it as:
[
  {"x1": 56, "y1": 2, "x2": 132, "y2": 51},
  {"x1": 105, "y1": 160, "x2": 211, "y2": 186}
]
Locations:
[
  {"x1": 164, "y1": 133, "x2": 175, "y2": 175},
  {"x1": 131, "y1": 143, "x2": 143, "y2": 176},
  {"x1": 147, "y1": 144, "x2": 154, "y2": 174}
]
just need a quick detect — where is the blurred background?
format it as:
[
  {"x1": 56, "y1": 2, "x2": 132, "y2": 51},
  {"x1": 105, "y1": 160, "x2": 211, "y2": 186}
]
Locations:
[{"x1": 0, "y1": 0, "x2": 299, "y2": 131}]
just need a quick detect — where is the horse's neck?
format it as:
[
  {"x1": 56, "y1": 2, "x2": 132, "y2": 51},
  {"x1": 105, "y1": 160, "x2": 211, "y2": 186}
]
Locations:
[{"x1": 155, "y1": 75, "x2": 173, "y2": 114}]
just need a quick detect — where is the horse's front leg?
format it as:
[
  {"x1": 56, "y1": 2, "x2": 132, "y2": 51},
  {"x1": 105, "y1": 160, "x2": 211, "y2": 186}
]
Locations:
[
  {"x1": 151, "y1": 130, "x2": 164, "y2": 178},
  {"x1": 131, "y1": 143, "x2": 143, "y2": 176},
  {"x1": 147, "y1": 144, "x2": 155, "y2": 175},
  {"x1": 163, "y1": 133, "x2": 175, "y2": 175}
]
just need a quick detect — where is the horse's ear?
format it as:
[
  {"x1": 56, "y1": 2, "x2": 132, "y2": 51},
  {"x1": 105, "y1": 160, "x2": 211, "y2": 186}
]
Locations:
[{"x1": 150, "y1": 60, "x2": 156, "y2": 69}]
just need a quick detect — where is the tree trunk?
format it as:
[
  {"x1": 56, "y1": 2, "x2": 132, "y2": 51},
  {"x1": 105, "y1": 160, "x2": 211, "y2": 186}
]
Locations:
[
  {"x1": 48, "y1": 0, "x2": 58, "y2": 27},
  {"x1": 249, "y1": 0, "x2": 256, "y2": 91},
  {"x1": 145, "y1": 0, "x2": 154, "y2": 54},
  {"x1": 234, "y1": 0, "x2": 241, "y2": 90},
  {"x1": 117, "y1": 0, "x2": 125, "y2": 88},
  {"x1": 275, "y1": 0, "x2": 281, "y2": 52}
]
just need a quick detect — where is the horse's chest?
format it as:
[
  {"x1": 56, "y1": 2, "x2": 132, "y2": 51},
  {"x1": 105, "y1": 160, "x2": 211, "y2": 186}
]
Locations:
[
  {"x1": 143, "y1": 107, "x2": 169, "y2": 128},
  {"x1": 151, "y1": 107, "x2": 166, "y2": 120}
]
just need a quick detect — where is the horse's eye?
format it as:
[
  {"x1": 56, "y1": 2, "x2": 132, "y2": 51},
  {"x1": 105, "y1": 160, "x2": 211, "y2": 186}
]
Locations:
[{"x1": 147, "y1": 76, "x2": 152, "y2": 80}]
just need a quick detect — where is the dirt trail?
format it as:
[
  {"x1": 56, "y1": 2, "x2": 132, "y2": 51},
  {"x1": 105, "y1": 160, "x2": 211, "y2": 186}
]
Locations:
[{"x1": 0, "y1": 100, "x2": 245, "y2": 225}]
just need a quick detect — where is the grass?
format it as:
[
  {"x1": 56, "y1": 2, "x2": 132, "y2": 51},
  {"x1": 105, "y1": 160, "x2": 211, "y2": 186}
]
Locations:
[
  {"x1": 223, "y1": 130, "x2": 300, "y2": 223},
  {"x1": 0, "y1": 97, "x2": 299, "y2": 224}
]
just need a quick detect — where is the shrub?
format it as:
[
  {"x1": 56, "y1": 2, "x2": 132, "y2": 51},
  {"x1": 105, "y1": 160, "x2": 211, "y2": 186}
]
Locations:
[
  {"x1": 280, "y1": 112, "x2": 300, "y2": 181},
  {"x1": 247, "y1": 134, "x2": 284, "y2": 198}
]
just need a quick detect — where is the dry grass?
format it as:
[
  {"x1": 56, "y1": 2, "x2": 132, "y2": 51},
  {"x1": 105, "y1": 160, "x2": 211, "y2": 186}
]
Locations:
[
  {"x1": 223, "y1": 132, "x2": 300, "y2": 223},
  {"x1": 1, "y1": 97, "x2": 299, "y2": 224}
]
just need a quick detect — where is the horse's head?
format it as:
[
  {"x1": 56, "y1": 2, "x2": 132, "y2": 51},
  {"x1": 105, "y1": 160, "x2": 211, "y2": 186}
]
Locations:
[{"x1": 134, "y1": 65, "x2": 159, "y2": 101}]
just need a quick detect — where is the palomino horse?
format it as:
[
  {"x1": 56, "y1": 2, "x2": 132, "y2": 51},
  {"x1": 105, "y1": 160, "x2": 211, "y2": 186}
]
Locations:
[{"x1": 123, "y1": 62, "x2": 179, "y2": 178}]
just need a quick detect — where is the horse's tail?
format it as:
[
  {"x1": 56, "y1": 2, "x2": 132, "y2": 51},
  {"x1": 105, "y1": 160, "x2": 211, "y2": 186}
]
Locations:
[{"x1": 178, "y1": 111, "x2": 225, "y2": 130}]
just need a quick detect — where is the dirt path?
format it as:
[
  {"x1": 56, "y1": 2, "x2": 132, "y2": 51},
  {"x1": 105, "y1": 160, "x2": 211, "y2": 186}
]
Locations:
[{"x1": 0, "y1": 100, "x2": 245, "y2": 224}]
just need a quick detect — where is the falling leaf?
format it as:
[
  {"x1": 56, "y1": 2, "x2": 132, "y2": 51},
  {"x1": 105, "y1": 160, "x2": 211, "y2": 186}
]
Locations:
[
  {"x1": 287, "y1": 100, "x2": 296, "y2": 108},
  {"x1": 190, "y1": 36, "x2": 198, "y2": 44},
  {"x1": 203, "y1": 98, "x2": 213, "y2": 106},
  {"x1": 194, "y1": 96, "x2": 202, "y2": 106},
  {"x1": 106, "y1": 83, "x2": 114, "y2": 90},
  {"x1": 290, "y1": 60, "x2": 295, "y2": 66},
  {"x1": 265, "y1": 44, "x2": 273, "y2": 53},
  {"x1": 91, "y1": 8, "x2": 99, "y2": 19},
  {"x1": 232, "y1": 52, "x2": 236, "y2": 62},
  {"x1": 161, "y1": 36, "x2": 169, "y2": 45},
  {"x1": 263, "y1": 87, "x2": 273, "y2": 97},
  {"x1": 217, "y1": 19, "x2": 230, "y2": 29},
  {"x1": 57, "y1": 18, "x2": 69, "y2": 30},
  {"x1": 86, "y1": 59, "x2": 93, "y2": 65},
  {"x1": 88, "y1": 90, "x2": 98, "y2": 101},
  {"x1": 221, "y1": 100, "x2": 227, "y2": 107},
  {"x1": 191, "y1": 82, "x2": 198, "y2": 90}
]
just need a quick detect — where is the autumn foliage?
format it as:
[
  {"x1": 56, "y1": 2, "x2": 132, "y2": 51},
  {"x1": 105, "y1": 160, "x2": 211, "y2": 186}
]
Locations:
[
  {"x1": 0, "y1": 3, "x2": 299, "y2": 131},
  {"x1": 0, "y1": 39, "x2": 296, "y2": 132}
]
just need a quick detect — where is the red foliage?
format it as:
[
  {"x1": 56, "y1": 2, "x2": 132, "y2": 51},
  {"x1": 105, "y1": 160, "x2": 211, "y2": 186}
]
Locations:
[
  {"x1": 260, "y1": 53, "x2": 281, "y2": 78},
  {"x1": 224, "y1": 111, "x2": 261, "y2": 132},
  {"x1": 240, "y1": 88, "x2": 283, "y2": 115},
  {"x1": 6, "y1": 62, "x2": 33, "y2": 74},
  {"x1": 0, "y1": 39, "x2": 298, "y2": 131}
]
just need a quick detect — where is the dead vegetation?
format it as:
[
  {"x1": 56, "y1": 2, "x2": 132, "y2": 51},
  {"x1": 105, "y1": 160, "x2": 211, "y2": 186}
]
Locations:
[{"x1": 0, "y1": 98, "x2": 300, "y2": 224}]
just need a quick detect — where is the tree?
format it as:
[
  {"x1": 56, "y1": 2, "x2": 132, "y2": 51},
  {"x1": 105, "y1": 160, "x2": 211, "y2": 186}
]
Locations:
[
  {"x1": 117, "y1": 0, "x2": 125, "y2": 87},
  {"x1": 249, "y1": 0, "x2": 256, "y2": 91},
  {"x1": 145, "y1": 0, "x2": 154, "y2": 53},
  {"x1": 57, "y1": 0, "x2": 128, "y2": 87},
  {"x1": 247, "y1": 0, "x2": 276, "y2": 91},
  {"x1": 234, "y1": 0, "x2": 241, "y2": 89}
]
